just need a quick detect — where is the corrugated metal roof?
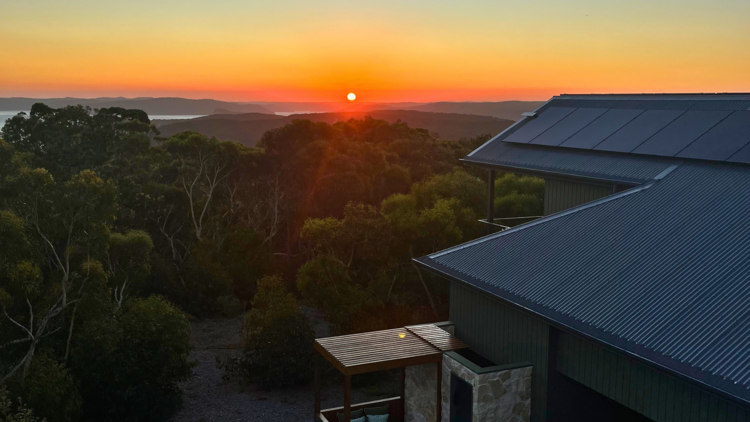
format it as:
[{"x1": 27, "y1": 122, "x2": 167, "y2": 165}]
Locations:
[
  {"x1": 464, "y1": 137, "x2": 676, "y2": 184},
  {"x1": 416, "y1": 162, "x2": 750, "y2": 405},
  {"x1": 473, "y1": 94, "x2": 750, "y2": 165}
]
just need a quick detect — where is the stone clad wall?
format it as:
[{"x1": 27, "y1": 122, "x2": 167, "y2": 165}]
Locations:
[
  {"x1": 405, "y1": 363, "x2": 438, "y2": 422},
  {"x1": 441, "y1": 354, "x2": 532, "y2": 422},
  {"x1": 404, "y1": 324, "x2": 530, "y2": 422},
  {"x1": 403, "y1": 322, "x2": 455, "y2": 422}
]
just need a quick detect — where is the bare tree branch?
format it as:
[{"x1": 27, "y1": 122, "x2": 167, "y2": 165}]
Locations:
[
  {"x1": 410, "y1": 246, "x2": 438, "y2": 318},
  {"x1": 64, "y1": 301, "x2": 80, "y2": 364},
  {"x1": 0, "y1": 337, "x2": 31, "y2": 350}
]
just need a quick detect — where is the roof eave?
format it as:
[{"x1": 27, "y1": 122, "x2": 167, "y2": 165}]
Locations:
[
  {"x1": 413, "y1": 256, "x2": 750, "y2": 408},
  {"x1": 459, "y1": 157, "x2": 644, "y2": 186}
]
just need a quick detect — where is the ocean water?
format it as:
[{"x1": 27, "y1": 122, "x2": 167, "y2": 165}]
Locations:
[
  {"x1": 0, "y1": 111, "x2": 24, "y2": 127},
  {"x1": 148, "y1": 115, "x2": 205, "y2": 120},
  {"x1": 274, "y1": 111, "x2": 322, "y2": 116},
  {"x1": 0, "y1": 111, "x2": 205, "y2": 128}
]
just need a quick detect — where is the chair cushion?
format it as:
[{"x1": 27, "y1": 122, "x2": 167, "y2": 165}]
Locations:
[
  {"x1": 367, "y1": 414, "x2": 389, "y2": 422},
  {"x1": 364, "y1": 404, "x2": 390, "y2": 415},
  {"x1": 337, "y1": 408, "x2": 364, "y2": 422}
]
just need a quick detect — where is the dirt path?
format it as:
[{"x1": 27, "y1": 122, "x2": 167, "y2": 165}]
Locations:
[{"x1": 171, "y1": 312, "x2": 392, "y2": 422}]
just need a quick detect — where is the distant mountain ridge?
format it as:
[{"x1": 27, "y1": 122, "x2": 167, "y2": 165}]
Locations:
[
  {"x1": 245, "y1": 101, "x2": 543, "y2": 120},
  {"x1": 157, "y1": 110, "x2": 515, "y2": 146},
  {"x1": 0, "y1": 97, "x2": 274, "y2": 115},
  {"x1": 0, "y1": 97, "x2": 543, "y2": 121},
  {"x1": 406, "y1": 101, "x2": 545, "y2": 121}
]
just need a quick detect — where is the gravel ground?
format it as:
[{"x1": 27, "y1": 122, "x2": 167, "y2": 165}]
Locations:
[{"x1": 171, "y1": 310, "x2": 392, "y2": 422}]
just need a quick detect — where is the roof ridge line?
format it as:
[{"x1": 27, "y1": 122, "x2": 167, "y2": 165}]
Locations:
[
  {"x1": 556, "y1": 93, "x2": 750, "y2": 99},
  {"x1": 428, "y1": 181, "x2": 656, "y2": 259}
]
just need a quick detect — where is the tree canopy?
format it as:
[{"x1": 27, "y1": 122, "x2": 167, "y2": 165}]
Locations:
[{"x1": 0, "y1": 104, "x2": 544, "y2": 419}]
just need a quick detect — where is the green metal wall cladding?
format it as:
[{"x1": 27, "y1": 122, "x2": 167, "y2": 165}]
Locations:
[
  {"x1": 449, "y1": 282, "x2": 750, "y2": 422},
  {"x1": 543, "y1": 178, "x2": 612, "y2": 215}
]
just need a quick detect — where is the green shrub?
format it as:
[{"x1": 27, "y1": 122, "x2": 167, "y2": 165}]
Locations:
[
  {"x1": 0, "y1": 387, "x2": 45, "y2": 422},
  {"x1": 217, "y1": 294, "x2": 244, "y2": 317},
  {"x1": 119, "y1": 296, "x2": 193, "y2": 389},
  {"x1": 78, "y1": 296, "x2": 193, "y2": 422},
  {"x1": 221, "y1": 276, "x2": 315, "y2": 388},
  {"x1": 6, "y1": 352, "x2": 81, "y2": 422},
  {"x1": 221, "y1": 313, "x2": 314, "y2": 389},
  {"x1": 243, "y1": 275, "x2": 300, "y2": 339}
]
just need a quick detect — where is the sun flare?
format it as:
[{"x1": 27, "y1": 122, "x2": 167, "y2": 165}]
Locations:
[{"x1": 347, "y1": 93, "x2": 356, "y2": 101}]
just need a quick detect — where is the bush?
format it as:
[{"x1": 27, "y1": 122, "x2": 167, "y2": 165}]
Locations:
[
  {"x1": 217, "y1": 294, "x2": 244, "y2": 317},
  {"x1": 243, "y1": 275, "x2": 299, "y2": 339},
  {"x1": 221, "y1": 276, "x2": 315, "y2": 388},
  {"x1": 296, "y1": 255, "x2": 371, "y2": 333},
  {"x1": 221, "y1": 313, "x2": 315, "y2": 389},
  {"x1": 6, "y1": 351, "x2": 81, "y2": 422},
  {"x1": 78, "y1": 296, "x2": 193, "y2": 422},
  {"x1": 0, "y1": 387, "x2": 45, "y2": 422},
  {"x1": 118, "y1": 296, "x2": 193, "y2": 389}
]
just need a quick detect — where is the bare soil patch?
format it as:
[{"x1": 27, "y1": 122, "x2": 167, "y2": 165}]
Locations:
[{"x1": 171, "y1": 312, "x2": 394, "y2": 422}]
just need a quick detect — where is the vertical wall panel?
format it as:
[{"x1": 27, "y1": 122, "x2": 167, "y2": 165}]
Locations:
[
  {"x1": 555, "y1": 330, "x2": 748, "y2": 422},
  {"x1": 450, "y1": 282, "x2": 550, "y2": 422},
  {"x1": 543, "y1": 178, "x2": 613, "y2": 215}
]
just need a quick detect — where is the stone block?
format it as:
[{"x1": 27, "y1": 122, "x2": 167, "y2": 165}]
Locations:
[{"x1": 439, "y1": 354, "x2": 532, "y2": 422}]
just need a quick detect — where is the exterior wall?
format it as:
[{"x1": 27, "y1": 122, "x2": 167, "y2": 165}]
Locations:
[
  {"x1": 450, "y1": 282, "x2": 550, "y2": 422},
  {"x1": 403, "y1": 324, "x2": 457, "y2": 422},
  {"x1": 441, "y1": 354, "x2": 532, "y2": 422},
  {"x1": 449, "y1": 282, "x2": 750, "y2": 422},
  {"x1": 543, "y1": 178, "x2": 612, "y2": 215},
  {"x1": 555, "y1": 331, "x2": 750, "y2": 422},
  {"x1": 405, "y1": 363, "x2": 438, "y2": 422}
]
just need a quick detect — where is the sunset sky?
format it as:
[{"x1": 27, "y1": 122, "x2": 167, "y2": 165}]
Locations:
[{"x1": 2, "y1": 0, "x2": 749, "y2": 102}]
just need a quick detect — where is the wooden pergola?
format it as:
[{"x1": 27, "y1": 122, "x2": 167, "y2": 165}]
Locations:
[{"x1": 314, "y1": 324, "x2": 468, "y2": 422}]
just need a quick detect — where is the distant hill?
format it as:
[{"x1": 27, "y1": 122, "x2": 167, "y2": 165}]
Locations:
[
  {"x1": 242, "y1": 101, "x2": 543, "y2": 120},
  {"x1": 248, "y1": 102, "x2": 424, "y2": 113},
  {"x1": 405, "y1": 101, "x2": 545, "y2": 121},
  {"x1": 157, "y1": 110, "x2": 514, "y2": 146},
  {"x1": 0, "y1": 97, "x2": 274, "y2": 115},
  {"x1": 213, "y1": 108, "x2": 247, "y2": 115},
  {"x1": 152, "y1": 111, "x2": 285, "y2": 129},
  {"x1": 0, "y1": 97, "x2": 544, "y2": 121}
]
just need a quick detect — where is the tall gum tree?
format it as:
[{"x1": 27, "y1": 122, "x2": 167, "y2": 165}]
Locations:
[{"x1": 0, "y1": 145, "x2": 117, "y2": 385}]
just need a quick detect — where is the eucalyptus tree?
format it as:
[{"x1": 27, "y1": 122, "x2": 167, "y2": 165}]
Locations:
[{"x1": 0, "y1": 159, "x2": 117, "y2": 382}]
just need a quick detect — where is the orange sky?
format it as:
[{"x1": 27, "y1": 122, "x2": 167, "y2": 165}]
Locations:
[{"x1": 2, "y1": 0, "x2": 749, "y2": 102}]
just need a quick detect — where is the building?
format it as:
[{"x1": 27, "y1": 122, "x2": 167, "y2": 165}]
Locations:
[
  {"x1": 314, "y1": 93, "x2": 750, "y2": 422},
  {"x1": 415, "y1": 94, "x2": 750, "y2": 421}
]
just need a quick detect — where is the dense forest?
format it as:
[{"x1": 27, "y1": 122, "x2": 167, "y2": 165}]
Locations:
[{"x1": 0, "y1": 104, "x2": 543, "y2": 421}]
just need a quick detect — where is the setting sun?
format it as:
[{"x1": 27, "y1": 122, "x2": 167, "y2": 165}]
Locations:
[{"x1": 347, "y1": 93, "x2": 356, "y2": 101}]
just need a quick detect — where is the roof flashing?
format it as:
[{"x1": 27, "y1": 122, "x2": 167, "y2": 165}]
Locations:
[{"x1": 653, "y1": 164, "x2": 681, "y2": 180}]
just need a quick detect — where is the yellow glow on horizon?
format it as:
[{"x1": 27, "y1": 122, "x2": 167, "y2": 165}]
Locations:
[
  {"x1": 1, "y1": 1, "x2": 749, "y2": 101},
  {"x1": 347, "y1": 93, "x2": 356, "y2": 101}
]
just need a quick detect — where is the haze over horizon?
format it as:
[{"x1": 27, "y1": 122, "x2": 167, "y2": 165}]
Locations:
[{"x1": 3, "y1": 0, "x2": 749, "y2": 102}]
